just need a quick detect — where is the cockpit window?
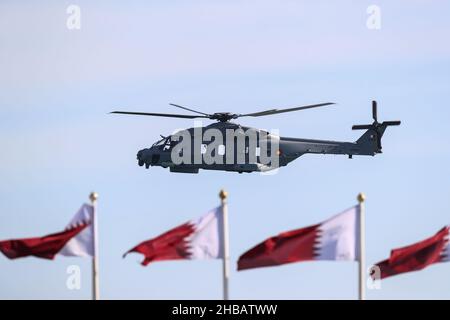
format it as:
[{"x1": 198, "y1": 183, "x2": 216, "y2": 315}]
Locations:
[
  {"x1": 152, "y1": 136, "x2": 175, "y2": 150},
  {"x1": 152, "y1": 137, "x2": 168, "y2": 147}
]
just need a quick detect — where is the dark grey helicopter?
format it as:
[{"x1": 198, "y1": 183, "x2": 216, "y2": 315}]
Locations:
[{"x1": 111, "y1": 101, "x2": 400, "y2": 174}]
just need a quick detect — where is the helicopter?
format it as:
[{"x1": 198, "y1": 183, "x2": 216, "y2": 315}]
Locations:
[{"x1": 111, "y1": 100, "x2": 400, "y2": 174}]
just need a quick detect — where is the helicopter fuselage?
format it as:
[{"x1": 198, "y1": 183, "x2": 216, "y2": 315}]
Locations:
[{"x1": 136, "y1": 121, "x2": 383, "y2": 174}]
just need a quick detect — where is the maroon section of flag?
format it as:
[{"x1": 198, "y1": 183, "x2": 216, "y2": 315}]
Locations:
[
  {"x1": 124, "y1": 223, "x2": 195, "y2": 266},
  {"x1": 237, "y1": 224, "x2": 319, "y2": 271},
  {"x1": 373, "y1": 226, "x2": 450, "y2": 280},
  {"x1": 0, "y1": 224, "x2": 87, "y2": 260}
]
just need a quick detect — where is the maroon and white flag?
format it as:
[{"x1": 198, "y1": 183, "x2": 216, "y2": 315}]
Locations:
[
  {"x1": 238, "y1": 206, "x2": 360, "y2": 271},
  {"x1": 124, "y1": 207, "x2": 224, "y2": 266},
  {"x1": 0, "y1": 204, "x2": 94, "y2": 260},
  {"x1": 373, "y1": 225, "x2": 450, "y2": 279}
]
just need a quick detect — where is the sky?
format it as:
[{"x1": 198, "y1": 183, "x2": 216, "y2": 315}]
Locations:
[{"x1": 1, "y1": 1, "x2": 450, "y2": 299}]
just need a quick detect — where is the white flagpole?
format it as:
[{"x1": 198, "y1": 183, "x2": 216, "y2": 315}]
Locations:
[
  {"x1": 89, "y1": 192, "x2": 100, "y2": 300},
  {"x1": 357, "y1": 192, "x2": 366, "y2": 300},
  {"x1": 219, "y1": 189, "x2": 230, "y2": 300}
]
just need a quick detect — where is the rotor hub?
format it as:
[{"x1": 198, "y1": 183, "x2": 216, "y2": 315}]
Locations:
[{"x1": 210, "y1": 112, "x2": 239, "y2": 122}]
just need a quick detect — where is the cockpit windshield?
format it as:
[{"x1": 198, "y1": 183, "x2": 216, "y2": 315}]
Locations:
[
  {"x1": 152, "y1": 137, "x2": 167, "y2": 147},
  {"x1": 152, "y1": 136, "x2": 174, "y2": 150}
]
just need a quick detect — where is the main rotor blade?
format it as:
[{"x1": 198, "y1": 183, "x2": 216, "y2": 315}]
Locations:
[
  {"x1": 383, "y1": 121, "x2": 401, "y2": 126},
  {"x1": 169, "y1": 103, "x2": 210, "y2": 116},
  {"x1": 239, "y1": 102, "x2": 335, "y2": 118},
  {"x1": 110, "y1": 111, "x2": 208, "y2": 119}
]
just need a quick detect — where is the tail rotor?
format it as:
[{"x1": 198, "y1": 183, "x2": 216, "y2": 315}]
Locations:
[{"x1": 352, "y1": 101, "x2": 401, "y2": 152}]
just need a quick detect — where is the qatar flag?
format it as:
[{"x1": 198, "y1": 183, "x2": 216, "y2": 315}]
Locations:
[
  {"x1": 238, "y1": 206, "x2": 360, "y2": 271},
  {"x1": 373, "y1": 225, "x2": 450, "y2": 280},
  {"x1": 124, "y1": 207, "x2": 224, "y2": 265},
  {"x1": 0, "y1": 204, "x2": 94, "y2": 260}
]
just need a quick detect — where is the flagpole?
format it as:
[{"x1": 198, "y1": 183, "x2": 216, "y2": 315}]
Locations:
[
  {"x1": 89, "y1": 192, "x2": 100, "y2": 301},
  {"x1": 357, "y1": 192, "x2": 366, "y2": 300},
  {"x1": 219, "y1": 189, "x2": 230, "y2": 300}
]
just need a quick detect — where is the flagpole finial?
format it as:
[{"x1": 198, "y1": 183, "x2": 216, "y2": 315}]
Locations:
[
  {"x1": 89, "y1": 192, "x2": 99, "y2": 203},
  {"x1": 219, "y1": 189, "x2": 228, "y2": 201},
  {"x1": 357, "y1": 193, "x2": 366, "y2": 203}
]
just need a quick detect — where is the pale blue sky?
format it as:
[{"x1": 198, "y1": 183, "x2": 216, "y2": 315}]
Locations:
[{"x1": 1, "y1": 1, "x2": 450, "y2": 299}]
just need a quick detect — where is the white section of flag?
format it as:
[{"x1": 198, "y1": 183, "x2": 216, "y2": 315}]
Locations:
[
  {"x1": 315, "y1": 205, "x2": 359, "y2": 261},
  {"x1": 187, "y1": 206, "x2": 224, "y2": 260},
  {"x1": 59, "y1": 204, "x2": 94, "y2": 257}
]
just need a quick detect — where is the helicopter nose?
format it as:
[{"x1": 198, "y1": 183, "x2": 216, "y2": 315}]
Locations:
[
  {"x1": 137, "y1": 148, "x2": 162, "y2": 168},
  {"x1": 137, "y1": 150, "x2": 144, "y2": 166},
  {"x1": 137, "y1": 149, "x2": 150, "y2": 167}
]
